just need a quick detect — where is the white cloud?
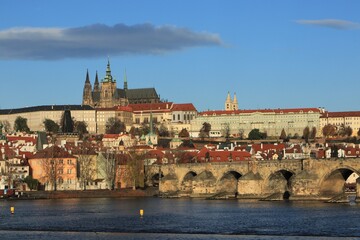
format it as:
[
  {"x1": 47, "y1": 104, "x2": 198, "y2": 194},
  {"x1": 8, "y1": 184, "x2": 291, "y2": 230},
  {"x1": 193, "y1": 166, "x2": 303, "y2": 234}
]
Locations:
[
  {"x1": 296, "y1": 19, "x2": 360, "y2": 30},
  {"x1": 0, "y1": 23, "x2": 222, "y2": 60}
]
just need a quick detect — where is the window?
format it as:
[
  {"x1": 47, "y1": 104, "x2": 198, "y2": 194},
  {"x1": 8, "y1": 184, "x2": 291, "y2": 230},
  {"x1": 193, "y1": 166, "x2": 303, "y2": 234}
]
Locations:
[
  {"x1": 178, "y1": 114, "x2": 180, "y2": 121},
  {"x1": 67, "y1": 159, "x2": 72, "y2": 164},
  {"x1": 67, "y1": 169, "x2": 72, "y2": 174},
  {"x1": 59, "y1": 159, "x2": 63, "y2": 164}
]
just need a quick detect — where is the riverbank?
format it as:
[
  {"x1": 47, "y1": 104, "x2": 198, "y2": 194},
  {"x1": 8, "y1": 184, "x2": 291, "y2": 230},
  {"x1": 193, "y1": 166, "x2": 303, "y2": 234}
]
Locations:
[{"x1": 9, "y1": 188, "x2": 158, "y2": 200}]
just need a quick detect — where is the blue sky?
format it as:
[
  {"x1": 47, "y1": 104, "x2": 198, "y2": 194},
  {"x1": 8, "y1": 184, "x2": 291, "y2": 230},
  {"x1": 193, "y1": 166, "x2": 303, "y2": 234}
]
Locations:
[{"x1": 1, "y1": 1, "x2": 359, "y2": 112}]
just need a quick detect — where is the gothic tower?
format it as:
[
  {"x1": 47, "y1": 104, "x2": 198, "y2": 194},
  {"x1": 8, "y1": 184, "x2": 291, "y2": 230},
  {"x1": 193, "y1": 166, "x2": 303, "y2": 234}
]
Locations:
[
  {"x1": 82, "y1": 70, "x2": 93, "y2": 106},
  {"x1": 100, "y1": 59, "x2": 117, "y2": 107}
]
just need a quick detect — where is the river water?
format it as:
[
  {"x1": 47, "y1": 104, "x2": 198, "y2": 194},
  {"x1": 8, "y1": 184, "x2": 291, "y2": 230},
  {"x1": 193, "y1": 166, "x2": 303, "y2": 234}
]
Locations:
[{"x1": 0, "y1": 197, "x2": 359, "y2": 239}]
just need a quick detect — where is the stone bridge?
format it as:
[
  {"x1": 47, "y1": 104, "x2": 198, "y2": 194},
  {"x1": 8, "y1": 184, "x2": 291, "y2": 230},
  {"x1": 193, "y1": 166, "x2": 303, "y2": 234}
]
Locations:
[{"x1": 145, "y1": 158, "x2": 360, "y2": 200}]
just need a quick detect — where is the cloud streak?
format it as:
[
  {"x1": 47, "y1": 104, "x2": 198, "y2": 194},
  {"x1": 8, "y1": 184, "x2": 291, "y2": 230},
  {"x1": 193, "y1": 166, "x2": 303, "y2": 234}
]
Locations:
[
  {"x1": 0, "y1": 23, "x2": 222, "y2": 60},
  {"x1": 296, "y1": 19, "x2": 360, "y2": 30}
]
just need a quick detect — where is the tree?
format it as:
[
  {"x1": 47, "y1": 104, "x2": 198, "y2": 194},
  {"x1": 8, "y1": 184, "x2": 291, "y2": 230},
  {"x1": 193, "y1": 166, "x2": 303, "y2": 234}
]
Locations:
[
  {"x1": 126, "y1": 151, "x2": 145, "y2": 189},
  {"x1": 129, "y1": 126, "x2": 141, "y2": 136},
  {"x1": 338, "y1": 124, "x2": 353, "y2": 137},
  {"x1": 99, "y1": 150, "x2": 121, "y2": 190},
  {"x1": 0, "y1": 120, "x2": 11, "y2": 133},
  {"x1": 345, "y1": 126, "x2": 353, "y2": 137},
  {"x1": 60, "y1": 110, "x2": 74, "y2": 133},
  {"x1": 199, "y1": 122, "x2": 211, "y2": 139},
  {"x1": 322, "y1": 124, "x2": 336, "y2": 138},
  {"x1": 280, "y1": 129, "x2": 287, "y2": 140},
  {"x1": 140, "y1": 123, "x2": 150, "y2": 136},
  {"x1": 40, "y1": 157, "x2": 63, "y2": 191},
  {"x1": 77, "y1": 142, "x2": 95, "y2": 190},
  {"x1": 43, "y1": 118, "x2": 59, "y2": 133},
  {"x1": 303, "y1": 126, "x2": 310, "y2": 142},
  {"x1": 24, "y1": 176, "x2": 39, "y2": 190},
  {"x1": 105, "y1": 117, "x2": 126, "y2": 134},
  {"x1": 14, "y1": 116, "x2": 30, "y2": 132},
  {"x1": 223, "y1": 123, "x2": 231, "y2": 139},
  {"x1": 248, "y1": 129, "x2": 266, "y2": 140},
  {"x1": 179, "y1": 128, "x2": 190, "y2": 138},
  {"x1": 310, "y1": 127, "x2": 317, "y2": 140},
  {"x1": 158, "y1": 123, "x2": 170, "y2": 137},
  {"x1": 74, "y1": 121, "x2": 88, "y2": 139}
]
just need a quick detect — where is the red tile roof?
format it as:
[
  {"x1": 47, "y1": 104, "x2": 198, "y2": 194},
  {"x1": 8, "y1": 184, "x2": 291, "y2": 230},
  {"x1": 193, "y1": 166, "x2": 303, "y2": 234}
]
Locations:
[
  {"x1": 172, "y1": 103, "x2": 197, "y2": 112},
  {"x1": 321, "y1": 111, "x2": 360, "y2": 118},
  {"x1": 30, "y1": 145, "x2": 75, "y2": 159},
  {"x1": 200, "y1": 108, "x2": 321, "y2": 116},
  {"x1": 128, "y1": 102, "x2": 173, "y2": 112}
]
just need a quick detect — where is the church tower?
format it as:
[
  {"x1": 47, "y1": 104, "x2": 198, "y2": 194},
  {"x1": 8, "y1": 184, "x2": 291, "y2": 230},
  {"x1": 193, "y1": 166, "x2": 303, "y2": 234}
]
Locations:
[
  {"x1": 100, "y1": 59, "x2": 117, "y2": 107},
  {"x1": 225, "y1": 92, "x2": 238, "y2": 111},
  {"x1": 225, "y1": 92, "x2": 232, "y2": 111},
  {"x1": 82, "y1": 70, "x2": 93, "y2": 106},
  {"x1": 232, "y1": 92, "x2": 238, "y2": 110}
]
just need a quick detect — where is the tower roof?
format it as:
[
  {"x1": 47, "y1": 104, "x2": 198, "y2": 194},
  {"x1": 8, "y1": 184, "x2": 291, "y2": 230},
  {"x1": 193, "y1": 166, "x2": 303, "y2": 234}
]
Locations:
[
  {"x1": 226, "y1": 91, "x2": 232, "y2": 102},
  {"x1": 85, "y1": 69, "x2": 90, "y2": 83},
  {"x1": 103, "y1": 59, "x2": 115, "y2": 82},
  {"x1": 233, "y1": 92, "x2": 238, "y2": 103},
  {"x1": 94, "y1": 71, "x2": 99, "y2": 85}
]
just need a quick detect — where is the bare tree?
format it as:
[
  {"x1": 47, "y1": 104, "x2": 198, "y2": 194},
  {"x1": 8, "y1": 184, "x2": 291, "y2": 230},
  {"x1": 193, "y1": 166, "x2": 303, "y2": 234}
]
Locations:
[
  {"x1": 99, "y1": 150, "x2": 119, "y2": 190},
  {"x1": 126, "y1": 151, "x2": 145, "y2": 190},
  {"x1": 40, "y1": 157, "x2": 64, "y2": 191},
  {"x1": 78, "y1": 155, "x2": 95, "y2": 190},
  {"x1": 222, "y1": 123, "x2": 231, "y2": 139}
]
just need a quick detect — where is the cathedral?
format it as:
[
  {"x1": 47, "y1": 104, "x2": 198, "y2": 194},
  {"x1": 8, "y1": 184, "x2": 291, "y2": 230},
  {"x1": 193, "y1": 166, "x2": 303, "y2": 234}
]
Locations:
[{"x1": 82, "y1": 60, "x2": 160, "y2": 108}]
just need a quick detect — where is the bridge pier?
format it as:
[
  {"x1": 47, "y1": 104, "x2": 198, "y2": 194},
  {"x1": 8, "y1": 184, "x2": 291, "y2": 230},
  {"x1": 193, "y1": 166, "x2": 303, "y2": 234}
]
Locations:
[{"x1": 237, "y1": 171, "x2": 263, "y2": 197}]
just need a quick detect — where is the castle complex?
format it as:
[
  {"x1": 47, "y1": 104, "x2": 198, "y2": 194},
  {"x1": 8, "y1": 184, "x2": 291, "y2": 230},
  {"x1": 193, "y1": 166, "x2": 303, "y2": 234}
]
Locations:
[
  {"x1": 0, "y1": 63, "x2": 359, "y2": 138},
  {"x1": 82, "y1": 60, "x2": 160, "y2": 108}
]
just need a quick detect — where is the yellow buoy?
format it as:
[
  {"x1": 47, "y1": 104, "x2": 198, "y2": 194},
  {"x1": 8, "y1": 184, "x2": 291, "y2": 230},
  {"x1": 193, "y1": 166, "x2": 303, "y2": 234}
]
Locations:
[
  {"x1": 140, "y1": 209, "x2": 144, "y2": 217},
  {"x1": 10, "y1": 207, "x2": 14, "y2": 214}
]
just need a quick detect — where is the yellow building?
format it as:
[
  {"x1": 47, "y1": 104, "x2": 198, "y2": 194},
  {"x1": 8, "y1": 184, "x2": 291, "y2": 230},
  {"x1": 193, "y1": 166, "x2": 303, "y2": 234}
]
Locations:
[{"x1": 320, "y1": 111, "x2": 360, "y2": 137}]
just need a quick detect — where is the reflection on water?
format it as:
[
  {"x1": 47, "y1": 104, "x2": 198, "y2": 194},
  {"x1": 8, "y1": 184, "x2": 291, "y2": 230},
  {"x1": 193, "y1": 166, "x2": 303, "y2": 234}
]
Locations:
[{"x1": 0, "y1": 198, "x2": 359, "y2": 239}]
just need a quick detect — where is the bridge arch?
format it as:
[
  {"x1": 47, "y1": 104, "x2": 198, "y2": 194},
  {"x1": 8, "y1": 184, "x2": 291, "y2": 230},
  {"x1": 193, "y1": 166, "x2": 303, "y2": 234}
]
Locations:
[
  {"x1": 319, "y1": 167, "x2": 360, "y2": 196},
  {"x1": 192, "y1": 170, "x2": 217, "y2": 195},
  {"x1": 180, "y1": 171, "x2": 198, "y2": 193},
  {"x1": 267, "y1": 169, "x2": 295, "y2": 199},
  {"x1": 217, "y1": 171, "x2": 243, "y2": 194},
  {"x1": 150, "y1": 172, "x2": 164, "y2": 187}
]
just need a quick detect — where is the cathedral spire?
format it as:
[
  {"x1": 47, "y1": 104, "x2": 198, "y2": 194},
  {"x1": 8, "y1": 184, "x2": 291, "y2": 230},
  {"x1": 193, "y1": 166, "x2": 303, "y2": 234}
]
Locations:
[
  {"x1": 85, "y1": 69, "x2": 90, "y2": 83},
  {"x1": 93, "y1": 71, "x2": 100, "y2": 92},
  {"x1": 124, "y1": 69, "x2": 128, "y2": 91}
]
